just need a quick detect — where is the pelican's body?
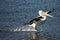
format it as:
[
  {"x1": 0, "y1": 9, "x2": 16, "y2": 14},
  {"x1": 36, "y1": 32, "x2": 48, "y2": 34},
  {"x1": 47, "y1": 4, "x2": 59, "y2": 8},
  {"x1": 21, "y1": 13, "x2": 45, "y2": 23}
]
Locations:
[
  {"x1": 25, "y1": 16, "x2": 46, "y2": 28},
  {"x1": 24, "y1": 9, "x2": 54, "y2": 31}
]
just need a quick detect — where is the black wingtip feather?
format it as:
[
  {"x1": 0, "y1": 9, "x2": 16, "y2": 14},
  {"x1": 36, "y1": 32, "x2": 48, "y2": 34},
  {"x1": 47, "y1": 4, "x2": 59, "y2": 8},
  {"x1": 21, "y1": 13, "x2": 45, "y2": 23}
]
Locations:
[{"x1": 47, "y1": 9, "x2": 55, "y2": 14}]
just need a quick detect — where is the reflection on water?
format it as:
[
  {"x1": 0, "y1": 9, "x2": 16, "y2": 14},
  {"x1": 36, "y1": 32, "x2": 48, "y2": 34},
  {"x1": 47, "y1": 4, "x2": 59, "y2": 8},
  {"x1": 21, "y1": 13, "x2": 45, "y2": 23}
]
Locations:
[
  {"x1": 0, "y1": 31, "x2": 55, "y2": 40},
  {"x1": 0, "y1": 26, "x2": 55, "y2": 40},
  {"x1": 0, "y1": 25, "x2": 55, "y2": 40}
]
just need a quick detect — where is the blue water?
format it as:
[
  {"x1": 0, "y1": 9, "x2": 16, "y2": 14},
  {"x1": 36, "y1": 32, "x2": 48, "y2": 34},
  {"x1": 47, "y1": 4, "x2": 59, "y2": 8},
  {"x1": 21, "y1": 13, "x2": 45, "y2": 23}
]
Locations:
[{"x1": 0, "y1": 0, "x2": 60, "y2": 40}]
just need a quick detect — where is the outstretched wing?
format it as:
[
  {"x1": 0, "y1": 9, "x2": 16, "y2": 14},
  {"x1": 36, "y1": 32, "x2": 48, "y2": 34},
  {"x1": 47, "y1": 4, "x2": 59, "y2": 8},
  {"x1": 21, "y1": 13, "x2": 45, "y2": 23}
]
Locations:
[
  {"x1": 24, "y1": 17, "x2": 40, "y2": 25},
  {"x1": 24, "y1": 16, "x2": 43, "y2": 25}
]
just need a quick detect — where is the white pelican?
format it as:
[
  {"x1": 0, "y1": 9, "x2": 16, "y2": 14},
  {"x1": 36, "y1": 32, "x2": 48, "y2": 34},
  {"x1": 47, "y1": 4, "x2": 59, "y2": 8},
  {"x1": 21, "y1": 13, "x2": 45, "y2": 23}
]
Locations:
[{"x1": 24, "y1": 9, "x2": 55, "y2": 31}]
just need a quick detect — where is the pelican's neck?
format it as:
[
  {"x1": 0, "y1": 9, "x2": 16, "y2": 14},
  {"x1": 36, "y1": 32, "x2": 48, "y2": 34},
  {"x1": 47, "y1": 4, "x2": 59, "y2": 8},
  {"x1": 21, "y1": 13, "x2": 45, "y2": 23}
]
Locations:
[
  {"x1": 38, "y1": 10, "x2": 47, "y2": 21},
  {"x1": 40, "y1": 16, "x2": 46, "y2": 21}
]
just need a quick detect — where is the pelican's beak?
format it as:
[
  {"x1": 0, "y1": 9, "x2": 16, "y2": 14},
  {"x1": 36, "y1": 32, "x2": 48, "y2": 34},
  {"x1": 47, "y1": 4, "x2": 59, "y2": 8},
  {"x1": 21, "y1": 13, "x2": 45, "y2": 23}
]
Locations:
[
  {"x1": 42, "y1": 12, "x2": 54, "y2": 18},
  {"x1": 38, "y1": 10, "x2": 54, "y2": 18},
  {"x1": 45, "y1": 13, "x2": 53, "y2": 18}
]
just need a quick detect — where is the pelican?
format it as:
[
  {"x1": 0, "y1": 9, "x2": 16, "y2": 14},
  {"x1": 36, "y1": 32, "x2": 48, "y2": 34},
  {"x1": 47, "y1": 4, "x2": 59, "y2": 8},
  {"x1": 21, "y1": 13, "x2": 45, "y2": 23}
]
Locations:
[{"x1": 24, "y1": 9, "x2": 55, "y2": 31}]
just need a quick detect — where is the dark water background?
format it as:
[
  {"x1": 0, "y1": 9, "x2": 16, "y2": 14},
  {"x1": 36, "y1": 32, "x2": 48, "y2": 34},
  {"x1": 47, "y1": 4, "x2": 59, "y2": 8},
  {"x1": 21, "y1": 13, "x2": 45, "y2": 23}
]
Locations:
[{"x1": 0, "y1": 0, "x2": 60, "y2": 40}]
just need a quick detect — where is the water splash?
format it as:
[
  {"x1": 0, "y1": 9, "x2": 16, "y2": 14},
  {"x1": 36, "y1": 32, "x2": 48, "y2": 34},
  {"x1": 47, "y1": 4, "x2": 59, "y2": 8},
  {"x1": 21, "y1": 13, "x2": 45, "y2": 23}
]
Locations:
[
  {"x1": 13, "y1": 25, "x2": 37, "y2": 32},
  {"x1": 0, "y1": 25, "x2": 37, "y2": 32}
]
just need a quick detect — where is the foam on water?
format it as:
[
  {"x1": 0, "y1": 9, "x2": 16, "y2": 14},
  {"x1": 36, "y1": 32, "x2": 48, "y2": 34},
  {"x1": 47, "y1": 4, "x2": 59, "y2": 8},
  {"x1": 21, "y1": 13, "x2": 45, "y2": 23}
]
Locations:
[
  {"x1": 0, "y1": 25, "x2": 37, "y2": 32},
  {"x1": 13, "y1": 25, "x2": 37, "y2": 32}
]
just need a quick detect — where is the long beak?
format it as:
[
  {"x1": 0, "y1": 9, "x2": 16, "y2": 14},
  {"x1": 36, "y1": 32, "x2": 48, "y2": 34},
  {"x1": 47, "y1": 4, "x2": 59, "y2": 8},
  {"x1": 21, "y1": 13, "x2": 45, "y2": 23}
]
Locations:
[
  {"x1": 38, "y1": 10, "x2": 54, "y2": 18},
  {"x1": 42, "y1": 12, "x2": 54, "y2": 18},
  {"x1": 45, "y1": 13, "x2": 54, "y2": 18}
]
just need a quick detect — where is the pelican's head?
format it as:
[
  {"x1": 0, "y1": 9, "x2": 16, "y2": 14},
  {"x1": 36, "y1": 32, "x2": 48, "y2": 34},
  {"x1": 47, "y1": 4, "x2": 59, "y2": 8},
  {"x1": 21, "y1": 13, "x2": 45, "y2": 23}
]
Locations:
[{"x1": 38, "y1": 10, "x2": 54, "y2": 18}]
